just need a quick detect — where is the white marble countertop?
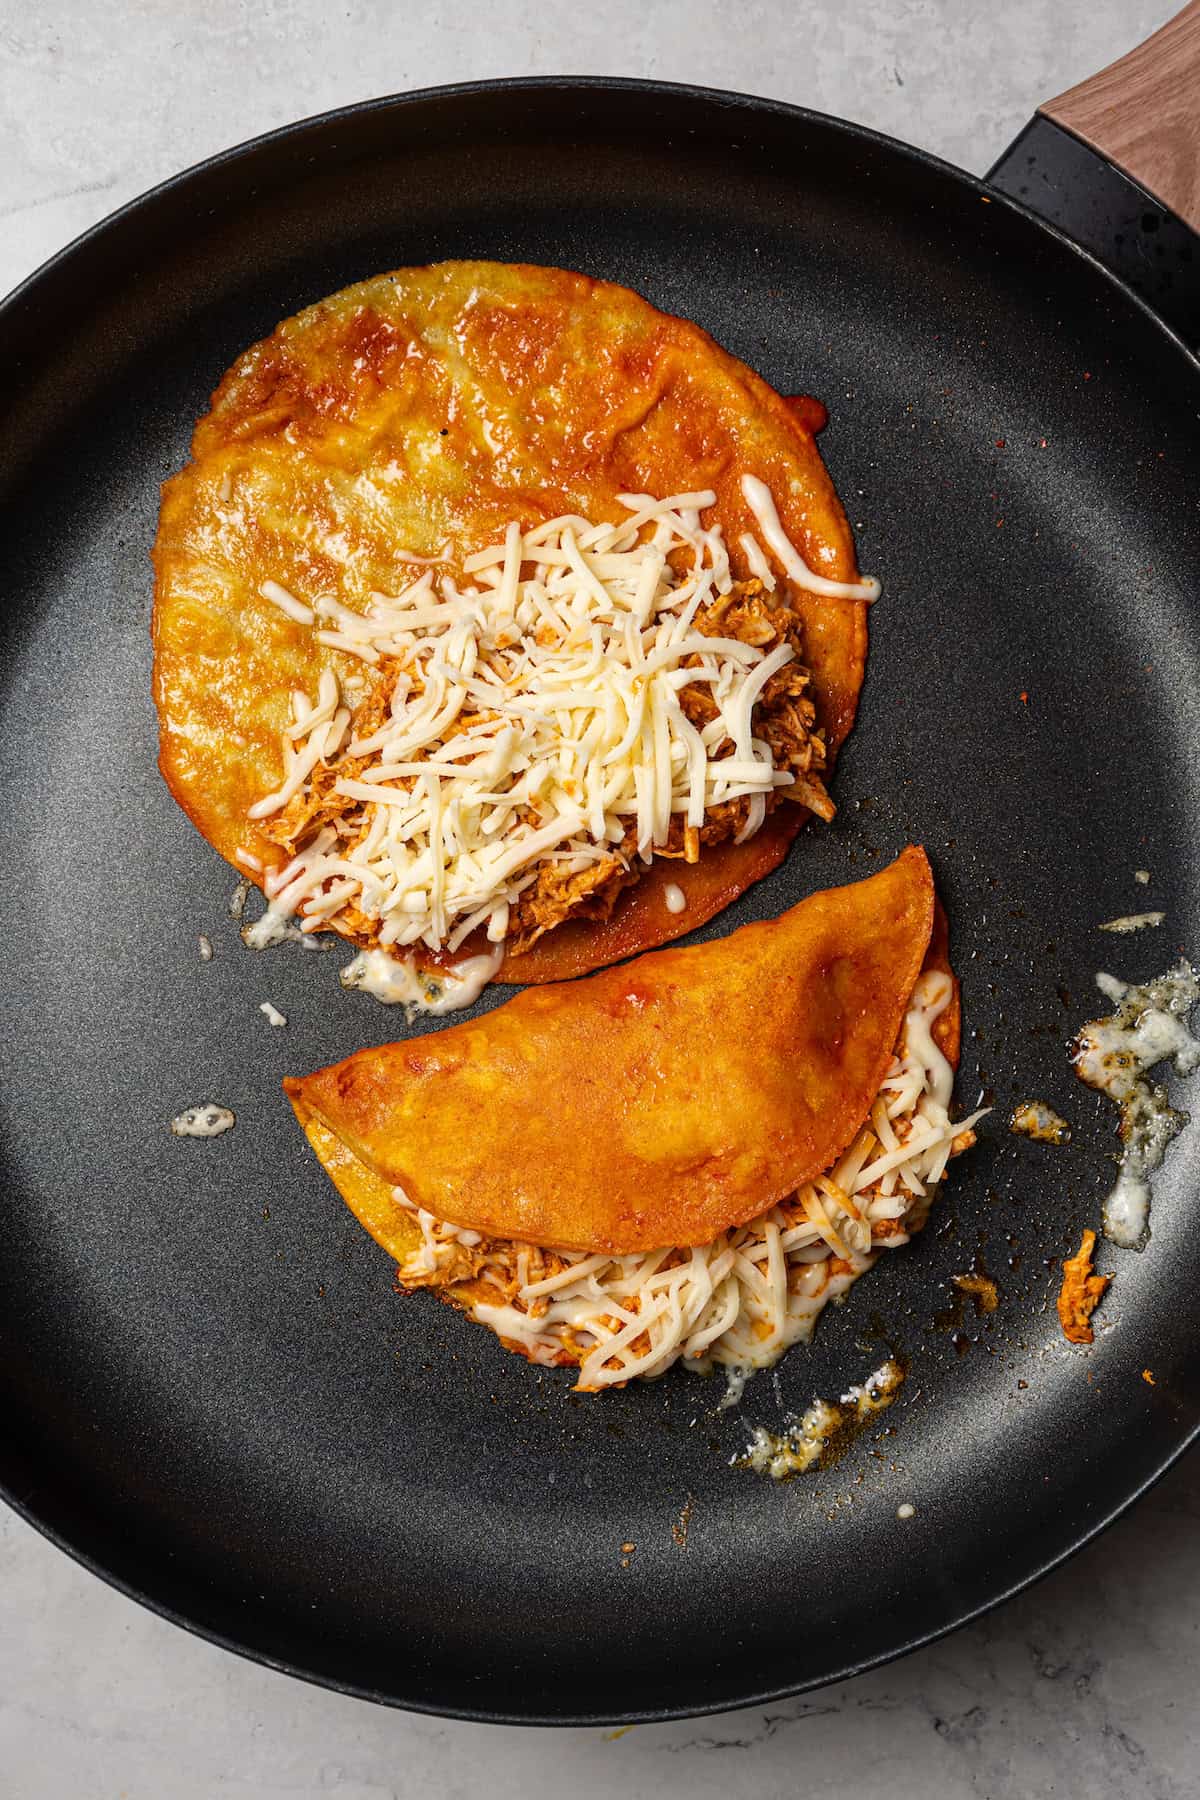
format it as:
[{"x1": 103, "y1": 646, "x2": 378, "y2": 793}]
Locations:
[{"x1": 2, "y1": 3, "x2": 1196, "y2": 1795}]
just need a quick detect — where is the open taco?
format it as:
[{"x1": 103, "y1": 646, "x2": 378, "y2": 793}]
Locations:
[{"x1": 152, "y1": 261, "x2": 875, "y2": 997}]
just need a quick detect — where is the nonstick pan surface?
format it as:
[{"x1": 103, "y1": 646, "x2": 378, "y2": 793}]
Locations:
[{"x1": 2, "y1": 81, "x2": 1198, "y2": 1723}]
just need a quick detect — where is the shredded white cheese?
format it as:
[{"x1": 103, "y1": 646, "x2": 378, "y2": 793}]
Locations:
[
  {"x1": 399, "y1": 971, "x2": 983, "y2": 1390},
  {"x1": 260, "y1": 579, "x2": 315, "y2": 625},
  {"x1": 250, "y1": 489, "x2": 818, "y2": 957},
  {"x1": 737, "y1": 530, "x2": 777, "y2": 591},
  {"x1": 259, "y1": 1001, "x2": 288, "y2": 1028},
  {"x1": 1098, "y1": 912, "x2": 1165, "y2": 934},
  {"x1": 740, "y1": 475, "x2": 881, "y2": 602}
]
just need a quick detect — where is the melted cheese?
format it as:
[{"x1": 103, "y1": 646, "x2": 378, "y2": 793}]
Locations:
[
  {"x1": 400, "y1": 971, "x2": 984, "y2": 1389},
  {"x1": 251, "y1": 489, "x2": 815, "y2": 957},
  {"x1": 739, "y1": 1359, "x2": 904, "y2": 1480},
  {"x1": 1073, "y1": 961, "x2": 1200, "y2": 1247},
  {"x1": 742, "y1": 1398, "x2": 843, "y2": 1478},
  {"x1": 241, "y1": 898, "x2": 333, "y2": 953},
  {"x1": 340, "y1": 943, "x2": 503, "y2": 1014},
  {"x1": 170, "y1": 1104, "x2": 235, "y2": 1138},
  {"x1": 1009, "y1": 1099, "x2": 1072, "y2": 1145}
]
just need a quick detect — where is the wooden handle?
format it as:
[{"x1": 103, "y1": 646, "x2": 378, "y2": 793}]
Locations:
[{"x1": 1041, "y1": 2, "x2": 1200, "y2": 233}]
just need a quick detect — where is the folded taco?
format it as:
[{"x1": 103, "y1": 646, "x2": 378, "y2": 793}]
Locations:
[{"x1": 285, "y1": 848, "x2": 981, "y2": 1389}]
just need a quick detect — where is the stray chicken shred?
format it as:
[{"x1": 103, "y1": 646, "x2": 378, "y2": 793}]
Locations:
[{"x1": 1056, "y1": 1229, "x2": 1111, "y2": 1345}]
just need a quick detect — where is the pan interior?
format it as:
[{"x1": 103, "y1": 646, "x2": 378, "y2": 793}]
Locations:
[{"x1": 1, "y1": 85, "x2": 1197, "y2": 1721}]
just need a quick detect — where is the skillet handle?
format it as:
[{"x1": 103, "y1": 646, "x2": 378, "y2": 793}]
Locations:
[{"x1": 1040, "y1": 1, "x2": 1200, "y2": 233}]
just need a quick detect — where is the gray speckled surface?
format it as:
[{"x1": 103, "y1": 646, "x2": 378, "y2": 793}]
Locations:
[{"x1": 3, "y1": 2, "x2": 1198, "y2": 1794}]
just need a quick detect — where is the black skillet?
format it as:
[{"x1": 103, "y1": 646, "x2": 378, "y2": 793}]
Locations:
[{"x1": 2, "y1": 8, "x2": 1200, "y2": 1725}]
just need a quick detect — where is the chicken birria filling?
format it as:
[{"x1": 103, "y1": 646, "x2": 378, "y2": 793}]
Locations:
[
  {"x1": 247, "y1": 482, "x2": 873, "y2": 960},
  {"x1": 389, "y1": 970, "x2": 984, "y2": 1391}
]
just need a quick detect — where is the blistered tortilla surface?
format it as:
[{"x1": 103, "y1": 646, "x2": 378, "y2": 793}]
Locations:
[
  {"x1": 152, "y1": 260, "x2": 867, "y2": 975},
  {"x1": 285, "y1": 846, "x2": 935, "y2": 1254}
]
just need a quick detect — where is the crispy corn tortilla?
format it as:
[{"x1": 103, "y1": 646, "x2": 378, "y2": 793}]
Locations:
[
  {"x1": 295, "y1": 873, "x2": 961, "y2": 1289},
  {"x1": 285, "y1": 847, "x2": 937, "y2": 1255},
  {"x1": 152, "y1": 260, "x2": 868, "y2": 980}
]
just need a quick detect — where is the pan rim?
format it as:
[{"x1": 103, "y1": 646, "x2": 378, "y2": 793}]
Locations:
[
  {"x1": 2, "y1": 74, "x2": 1198, "y2": 1725},
  {"x1": 3, "y1": 1430, "x2": 1196, "y2": 1726},
  {"x1": 2, "y1": 73, "x2": 1197, "y2": 373}
]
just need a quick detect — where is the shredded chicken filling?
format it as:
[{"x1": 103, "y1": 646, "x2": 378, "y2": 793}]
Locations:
[
  {"x1": 391, "y1": 970, "x2": 983, "y2": 1390},
  {"x1": 250, "y1": 492, "x2": 831, "y2": 956}
]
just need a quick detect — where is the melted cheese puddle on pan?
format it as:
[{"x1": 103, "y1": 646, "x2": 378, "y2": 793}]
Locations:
[
  {"x1": 1073, "y1": 961, "x2": 1200, "y2": 1247},
  {"x1": 340, "y1": 943, "x2": 503, "y2": 1014},
  {"x1": 740, "y1": 1358, "x2": 904, "y2": 1480}
]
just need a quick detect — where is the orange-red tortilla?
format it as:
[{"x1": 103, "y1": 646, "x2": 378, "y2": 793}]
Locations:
[
  {"x1": 1057, "y1": 1229, "x2": 1111, "y2": 1345},
  {"x1": 292, "y1": 856, "x2": 961, "y2": 1281},
  {"x1": 285, "y1": 846, "x2": 935, "y2": 1255},
  {"x1": 495, "y1": 809, "x2": 805, "y2": 984},
  {"x1": 152, "y1": 261, "x2": 868, "y2": 982}
]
